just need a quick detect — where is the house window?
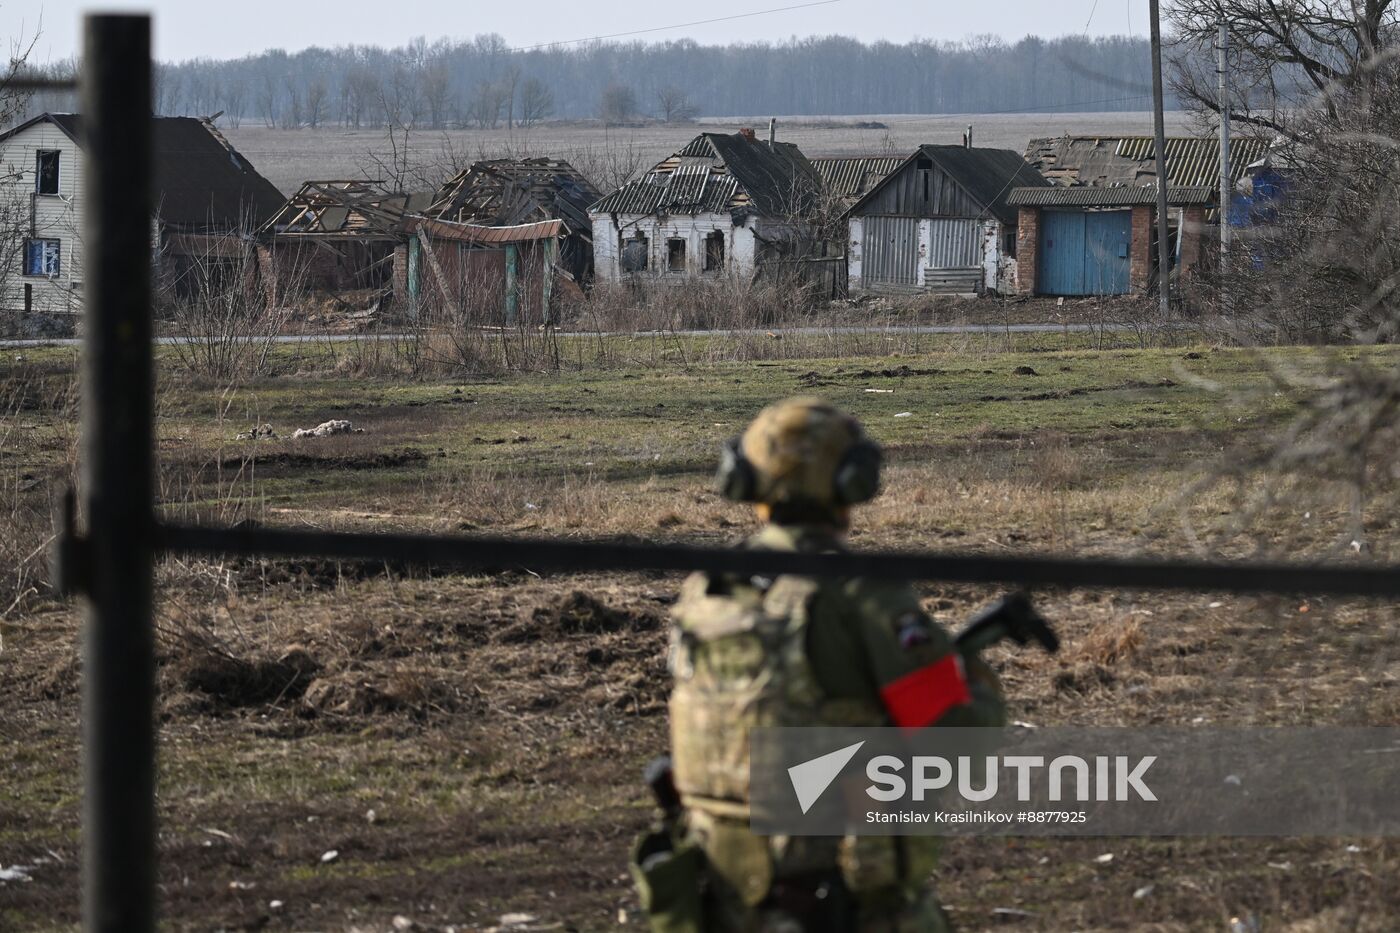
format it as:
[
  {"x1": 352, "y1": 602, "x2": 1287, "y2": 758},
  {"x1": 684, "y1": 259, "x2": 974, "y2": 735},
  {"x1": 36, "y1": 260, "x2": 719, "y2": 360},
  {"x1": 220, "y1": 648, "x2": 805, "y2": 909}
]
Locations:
[
  {"x1": 36, "y1": 150, "x2": 60, "y2": 195},
  {"x1": 621, "y1": 232, "x2": 648, "y2": 273},
  {"x1": 667, "y1": 238, "x2": 687, "y2": 273},
  {"x1": 23, "y1": 239, "x2": 61, "y2": 276},
  {"x1": 704, "y1": 231, "x2": 725, "y2": 272},
  {"x1": 1004, "y1": 230, "x2": 1017, "y2": 259}
]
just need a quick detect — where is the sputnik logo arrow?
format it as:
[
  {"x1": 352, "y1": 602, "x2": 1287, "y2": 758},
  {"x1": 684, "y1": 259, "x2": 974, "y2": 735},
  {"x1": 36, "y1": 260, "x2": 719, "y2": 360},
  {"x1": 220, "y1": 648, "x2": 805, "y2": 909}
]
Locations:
[{"x1": 787, "y1": 741, "x2": 865, "y2": 814}]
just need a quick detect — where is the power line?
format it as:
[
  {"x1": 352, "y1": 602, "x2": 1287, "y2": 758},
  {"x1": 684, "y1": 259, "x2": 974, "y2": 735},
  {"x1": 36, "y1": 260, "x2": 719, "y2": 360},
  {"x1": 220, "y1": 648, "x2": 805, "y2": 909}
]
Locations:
[
  {"x1": 1083, "y1": 0, "x2": 1102, "y2": 35},
  {"x1": 507, "y1": 0, "x2": 843, "y2": 54}
]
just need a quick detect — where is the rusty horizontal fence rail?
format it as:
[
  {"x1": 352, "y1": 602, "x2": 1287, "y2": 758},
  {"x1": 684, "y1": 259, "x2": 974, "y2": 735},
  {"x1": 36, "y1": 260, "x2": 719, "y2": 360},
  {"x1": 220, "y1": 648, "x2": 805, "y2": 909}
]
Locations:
[{"x1": 157, "y1": 523, "x2": 1400, "y2": 598}]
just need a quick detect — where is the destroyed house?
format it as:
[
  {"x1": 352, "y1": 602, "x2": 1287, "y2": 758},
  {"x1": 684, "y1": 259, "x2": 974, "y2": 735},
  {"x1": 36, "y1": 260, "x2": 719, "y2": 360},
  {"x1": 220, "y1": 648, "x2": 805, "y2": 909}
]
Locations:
[
  {"x1": 0, "y1": 111, "x2": 284, "y2": 314},
  {"x1": 1011, "y1": 135, "x2": 1270, "y2": 296},
  {"x1": 420, "y1": 158, "x2": 601, "y2": 290},
  {"x1": 256, "y1": 180, "x2": 433, "y2": 302},
  {"x1": 589, "y1": 130, "x2": 826, "y2": 284},
  {"x1": 844, "y1": 144, "x2": 1048, "y2": 295}
]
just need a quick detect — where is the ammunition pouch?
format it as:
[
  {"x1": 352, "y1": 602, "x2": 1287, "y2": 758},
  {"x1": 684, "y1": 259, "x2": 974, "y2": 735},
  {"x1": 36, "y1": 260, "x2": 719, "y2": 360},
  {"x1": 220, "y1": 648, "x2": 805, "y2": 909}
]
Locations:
[{"x1": 630, "y1": 826, "x2": 706, "y2": 933}]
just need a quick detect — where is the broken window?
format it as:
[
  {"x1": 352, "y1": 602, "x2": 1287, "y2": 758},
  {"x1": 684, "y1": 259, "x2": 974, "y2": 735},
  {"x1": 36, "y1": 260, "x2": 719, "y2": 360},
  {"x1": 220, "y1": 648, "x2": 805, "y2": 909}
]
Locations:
[
  {"x1": 620, "y1": 232, "x2": 648, "y2": 273},
  {"x1": 36, "y1": 150, "x2": 59, "y2": 195},
  {"x1": 1004, "y1": 230, "x2": 1017, "y2": 259},
  {"x1": 704, "y1": 231, "x2": 725, "y2": 272},
  {"x1": 667, "y1": 238, "x2": 686, "y2": 273},
  {"x1": 23, "y1": 239, "x2": 61, "y2": 276}
]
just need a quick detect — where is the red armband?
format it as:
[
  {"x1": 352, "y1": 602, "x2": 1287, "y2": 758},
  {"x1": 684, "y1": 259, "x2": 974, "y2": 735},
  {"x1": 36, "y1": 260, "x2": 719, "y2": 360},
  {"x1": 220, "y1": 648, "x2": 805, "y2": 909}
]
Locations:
[{"x1": 879, "y1": 653, "x2": 972, "y2": 729}]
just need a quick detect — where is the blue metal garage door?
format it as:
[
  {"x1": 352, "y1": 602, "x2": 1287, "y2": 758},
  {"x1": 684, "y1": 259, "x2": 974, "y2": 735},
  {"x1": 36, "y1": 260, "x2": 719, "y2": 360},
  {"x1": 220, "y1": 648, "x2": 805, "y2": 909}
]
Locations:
[{"x1": 1038, "y1": 211, "x2": 1131, "y2": 296}]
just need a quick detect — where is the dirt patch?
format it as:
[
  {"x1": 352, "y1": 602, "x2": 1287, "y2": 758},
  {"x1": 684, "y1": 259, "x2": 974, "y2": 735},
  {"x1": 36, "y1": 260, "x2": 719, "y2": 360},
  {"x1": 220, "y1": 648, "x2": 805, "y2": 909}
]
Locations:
[
  {"x1": 215, "y1": 447, "x2": 428, "y2": 472},
  {"x1": 179, "y1": 647, "x2": 320, "y2": 708}
]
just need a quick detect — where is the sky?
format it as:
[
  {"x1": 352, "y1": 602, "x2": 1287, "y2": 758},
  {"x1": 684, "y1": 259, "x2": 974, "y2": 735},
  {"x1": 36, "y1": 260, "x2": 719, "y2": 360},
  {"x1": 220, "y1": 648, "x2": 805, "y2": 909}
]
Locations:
[{"x1": 5, "y1": 0, "x2": 1153, "y2": 64}]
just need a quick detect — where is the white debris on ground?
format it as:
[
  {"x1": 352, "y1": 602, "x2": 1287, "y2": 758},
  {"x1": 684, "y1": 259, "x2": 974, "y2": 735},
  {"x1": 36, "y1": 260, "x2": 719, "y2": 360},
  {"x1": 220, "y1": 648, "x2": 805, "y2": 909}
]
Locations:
[
  {"x1": 292, "y1": 420, "x2": 363, "y2": 439},
  {"x1": 0, "y1": 863, "x2": 34, "y2": 882},
  {"x1": 235, "y1": 424, "x2": 277, "y2": 440}
]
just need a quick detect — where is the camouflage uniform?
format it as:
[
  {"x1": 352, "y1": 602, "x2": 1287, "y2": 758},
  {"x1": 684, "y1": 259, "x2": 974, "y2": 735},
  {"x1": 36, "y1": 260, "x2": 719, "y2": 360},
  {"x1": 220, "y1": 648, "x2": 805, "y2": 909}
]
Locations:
[{"x1": 639, "y1": 398, "x2": 1006, "y2": 933}]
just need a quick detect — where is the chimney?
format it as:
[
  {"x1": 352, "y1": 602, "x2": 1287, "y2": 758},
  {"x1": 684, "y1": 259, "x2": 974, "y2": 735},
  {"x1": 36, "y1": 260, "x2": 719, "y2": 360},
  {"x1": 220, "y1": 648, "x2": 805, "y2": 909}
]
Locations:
[
  {"x1": 768, "y1": 117, "x2": 776, "y2": 148},
  {"x1": 739, "y1": 127, "x2": 756, "y2": 141},
  {"x1": 966, "y1": 124, "x2": 973, "y2": 148}
]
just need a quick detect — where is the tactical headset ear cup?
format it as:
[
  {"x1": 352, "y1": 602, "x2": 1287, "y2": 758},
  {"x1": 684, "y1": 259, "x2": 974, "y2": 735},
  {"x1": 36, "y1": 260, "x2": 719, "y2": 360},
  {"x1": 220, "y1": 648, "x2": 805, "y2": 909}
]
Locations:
[
  {"x1": 833, "y1": 440, "x2": 882, "y2": 505},
  {"x1": 716, "y1": 436, "x2": 759, "y2": 502}
]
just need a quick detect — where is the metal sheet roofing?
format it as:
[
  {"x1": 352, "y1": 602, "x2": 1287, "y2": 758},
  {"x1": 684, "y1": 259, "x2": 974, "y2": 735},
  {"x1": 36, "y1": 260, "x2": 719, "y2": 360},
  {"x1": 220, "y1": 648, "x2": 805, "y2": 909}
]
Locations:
[
  {"x1": 410, "y1": 217, "x2": 565, "y2": 244},
  {"x1": 810, "y1": 156, "x2": 903, "y2": 203},
  {"x1": 1006, "y1": 185, "x2": 1216, "y2": 207},
  {"x1": 590, "y1": 132, "x2": 818, "y2": 217},
  {"x1": 1024, "y1": 134, "x2": 1270, "y2": 190}
]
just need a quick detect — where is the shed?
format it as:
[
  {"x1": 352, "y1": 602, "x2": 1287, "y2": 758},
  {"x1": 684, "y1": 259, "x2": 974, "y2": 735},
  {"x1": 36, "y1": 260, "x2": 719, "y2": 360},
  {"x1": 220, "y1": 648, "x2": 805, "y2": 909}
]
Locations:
[
  {"x1": 256, "y1": 180, "x2": 433, "y2": 302},
  {"x1": 844, "y1": 144, "x2": 1049, "y2": 295},
  {"x1": 1012, "y1": 134, "x2": 1254, "y2": 296},
  {"x1": 421, "y1": 157, "x2": 600, "y2": 293}
]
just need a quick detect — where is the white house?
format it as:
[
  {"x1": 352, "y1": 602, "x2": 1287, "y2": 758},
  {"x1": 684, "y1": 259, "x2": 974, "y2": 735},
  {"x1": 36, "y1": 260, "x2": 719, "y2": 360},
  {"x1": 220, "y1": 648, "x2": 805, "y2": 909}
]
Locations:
[
  {"x1": 589, "y1": 129, "x2": 823, "y2": 284},
  {"x1": 843, "y1": 144, "x2": 1050, "y2": 295},
  {"x1": 0, "y1": 112, "x2": 284, "y2": 315}
]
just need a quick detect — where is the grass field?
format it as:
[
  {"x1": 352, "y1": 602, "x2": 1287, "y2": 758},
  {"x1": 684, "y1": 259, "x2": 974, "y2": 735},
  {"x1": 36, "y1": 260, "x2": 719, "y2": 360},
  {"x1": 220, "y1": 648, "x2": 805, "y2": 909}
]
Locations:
[
  {"x1": 2, "y1": 338, "x2": 1398, "y2": 931},
  {"x1": 222, "y1": 111, "x2": 1198, "y2": 194}
]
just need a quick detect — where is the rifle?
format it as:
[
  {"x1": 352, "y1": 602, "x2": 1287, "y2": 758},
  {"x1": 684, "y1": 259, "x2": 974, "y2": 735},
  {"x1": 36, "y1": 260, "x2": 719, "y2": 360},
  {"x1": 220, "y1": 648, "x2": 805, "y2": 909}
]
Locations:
[{"x1": 955, "y1": 591, "x2": 1059, "y2": 656}]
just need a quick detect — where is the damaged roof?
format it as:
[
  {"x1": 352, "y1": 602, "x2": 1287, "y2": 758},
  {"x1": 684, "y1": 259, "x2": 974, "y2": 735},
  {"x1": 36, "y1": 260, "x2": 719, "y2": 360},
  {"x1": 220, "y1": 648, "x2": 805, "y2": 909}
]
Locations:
[
  {"x1": 847, "y1": 144, "x2": 1050, "y2": 224},
  {"x1": 590, "y1": 131, "x2": 820, "y2": 217},
  {"x1": 0, "y1": 112, "x2": 286, "y2": 229},
  {"x1": 810, "y1": 156, "x2": 904, "y2": 204},
  {"x1": 259, "y1": 181, "x2": 434, "y2": 239},
  {"x1": 425, "y1": 158, "x2": 600, "y2": 238},
  {"x1": 1006, "y1": 185, "x2": 1215, "y2": 207},
  {"x1": 1024, "y1": 135, "x2": 1270, "y2": 190}
]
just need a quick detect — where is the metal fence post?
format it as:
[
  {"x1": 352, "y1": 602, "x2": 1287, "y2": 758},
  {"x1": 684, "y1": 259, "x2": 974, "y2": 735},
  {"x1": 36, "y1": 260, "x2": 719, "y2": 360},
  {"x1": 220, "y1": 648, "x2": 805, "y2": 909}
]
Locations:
[{"x1": 80, "y1": 14, "x2": 155, "y2": 933}]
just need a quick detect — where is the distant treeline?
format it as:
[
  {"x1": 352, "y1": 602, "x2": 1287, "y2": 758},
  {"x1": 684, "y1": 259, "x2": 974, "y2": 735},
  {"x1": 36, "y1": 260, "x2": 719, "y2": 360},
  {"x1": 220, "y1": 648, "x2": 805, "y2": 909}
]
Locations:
[{"x1": 15, "y1": 34, "x2": 1172, "y2": 129}]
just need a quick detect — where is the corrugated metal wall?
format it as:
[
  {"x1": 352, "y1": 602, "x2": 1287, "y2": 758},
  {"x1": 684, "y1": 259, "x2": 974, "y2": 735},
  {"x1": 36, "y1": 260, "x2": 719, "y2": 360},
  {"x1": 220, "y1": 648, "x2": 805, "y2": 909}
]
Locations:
[
  {"x1": 865, "y1": 216, "x2": 919, "y2": 285},
  {"x1": 925, "y1": 218, "x2": 980, "y2": 268}
]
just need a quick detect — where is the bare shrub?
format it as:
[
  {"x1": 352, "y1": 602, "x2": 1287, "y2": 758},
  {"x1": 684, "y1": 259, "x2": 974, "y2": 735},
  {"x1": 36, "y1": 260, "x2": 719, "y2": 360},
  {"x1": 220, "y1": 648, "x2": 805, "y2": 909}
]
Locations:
[
  {"x1": 160, "y1": 228, "x2": 287, "y2": 381},
  {"x1": 0, "y1": 361, "x2": 77, "y2": 619}
]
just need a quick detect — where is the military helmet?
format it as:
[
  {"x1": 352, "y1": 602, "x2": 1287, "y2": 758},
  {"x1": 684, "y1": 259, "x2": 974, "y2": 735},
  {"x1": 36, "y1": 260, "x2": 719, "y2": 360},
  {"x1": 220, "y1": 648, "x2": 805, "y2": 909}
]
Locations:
[{"x1": 716, "y1": 396, "x2": 882, "y2": 509}]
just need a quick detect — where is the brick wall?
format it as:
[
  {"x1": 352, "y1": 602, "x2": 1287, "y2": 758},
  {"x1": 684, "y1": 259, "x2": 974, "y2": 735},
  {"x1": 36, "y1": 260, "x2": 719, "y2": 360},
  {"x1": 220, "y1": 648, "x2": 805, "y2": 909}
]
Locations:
[
  {"x1": 1179, "y1": 206, "x2": 1206, "y2": 278},
  {"x1": 1014, "y1": 206, "x2": 1039, "y2": 295},
  {"x1": 1129, "y1": 205, "x2": 1153, "y2": 294},
  {"x1": 392, "y1": 243, "x2": 410, "y2": 312}
]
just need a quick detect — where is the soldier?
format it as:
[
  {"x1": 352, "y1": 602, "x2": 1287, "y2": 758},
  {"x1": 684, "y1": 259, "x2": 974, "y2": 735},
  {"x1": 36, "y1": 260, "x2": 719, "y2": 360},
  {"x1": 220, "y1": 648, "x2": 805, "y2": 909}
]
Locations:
[{"x1": 632, "y1": 396, "x2": 1007, "y2": 932}]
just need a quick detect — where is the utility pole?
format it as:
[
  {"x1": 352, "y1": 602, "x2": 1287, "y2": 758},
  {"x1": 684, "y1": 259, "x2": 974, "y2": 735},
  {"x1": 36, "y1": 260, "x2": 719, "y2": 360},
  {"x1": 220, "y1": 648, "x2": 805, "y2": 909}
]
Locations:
[
  {"x1": 1149, "y1": 0, "x2": 1172, "y2": 315},
  {"x1": 1217, "y1": 18, "x2": 1231, "y2": 274},
  {"x1": 81, "y1": 14, "x2": 156, "y2": 933}
]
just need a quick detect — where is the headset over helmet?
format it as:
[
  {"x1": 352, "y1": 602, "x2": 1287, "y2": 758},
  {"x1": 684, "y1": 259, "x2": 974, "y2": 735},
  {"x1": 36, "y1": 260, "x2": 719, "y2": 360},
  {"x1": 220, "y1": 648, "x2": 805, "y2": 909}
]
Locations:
[{"x1": 716, "y1": 396, "x2": 882, "y2": 512}]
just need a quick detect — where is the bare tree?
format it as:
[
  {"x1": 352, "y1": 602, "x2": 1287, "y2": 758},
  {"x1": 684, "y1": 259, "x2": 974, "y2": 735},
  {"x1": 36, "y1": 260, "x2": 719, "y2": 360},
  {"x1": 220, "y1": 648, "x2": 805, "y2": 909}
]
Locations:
[
  {"x1": 598, "y1": 84, "x2": 638, "y2": 125},
  {"x1": 518, "y1": 77, "x2": 554, "y2": 128},
  {"x1": 1168, "y1": 0, "x2": 1397, "y2": 138},
  {"x1": 466, "y1": 81, "x2": 506, "y2": 129},
  {"x1": 656, "y1": 86, "x2": 698, "y2": 123},
  {"x1": 422, "y1": 60, "x2": 453, "y2": 129},
  {"x1": 304, "y1": 78, "x2": 328, "y2": 129}
]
